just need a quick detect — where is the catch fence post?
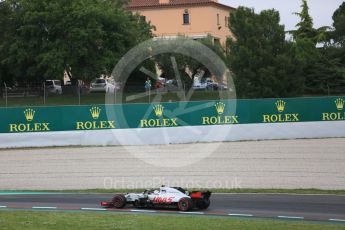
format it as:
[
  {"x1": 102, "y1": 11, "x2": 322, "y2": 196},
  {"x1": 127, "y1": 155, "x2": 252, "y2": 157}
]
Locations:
[
  {"x1": 4, "y1": 82, "x2": 8, "y2": 107},
  {"x1": 43, "y1": 82, "x2": 46, "y2": 105}
]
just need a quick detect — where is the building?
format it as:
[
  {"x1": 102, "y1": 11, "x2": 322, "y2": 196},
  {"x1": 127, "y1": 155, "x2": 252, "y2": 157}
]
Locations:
[{"x1": 128, "y1": 0, "x2": 235, "y2": 46}]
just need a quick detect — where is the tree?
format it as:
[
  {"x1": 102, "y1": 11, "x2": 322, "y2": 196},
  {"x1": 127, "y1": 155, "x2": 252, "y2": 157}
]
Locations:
[
  {"x1": 331, "y1": 2, "x2": 345, "y2": 65},
  {"x1": 293, "y1": 0, "x2": 345, "y2": 95},
  {"x1": 320, "y1": 2, "x2": 345, "y2": 94},
  {"x1": 227, "y1": 7, "x2": 304, "y2": 98},
  {"x1": 0, "y1": 0, "x2": 16, "y2": 93},
  {"x1": 293, "y1": 0, "x2": 315, "y2": 41},
  {"x1": 293, "y1": 0, "x2": 329, "y2": 44},
  {"x1": 0, "y1": 0, "x2": 153, "y2": 84},
  {"x1": 332, "y1": 2, "x2": 345, "y2": 45}
]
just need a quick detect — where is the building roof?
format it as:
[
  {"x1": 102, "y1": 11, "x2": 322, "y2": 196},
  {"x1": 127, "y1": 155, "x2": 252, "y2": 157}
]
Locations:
[{"x1": 128, "y1": 0, "x2": 235, "y2": 10}]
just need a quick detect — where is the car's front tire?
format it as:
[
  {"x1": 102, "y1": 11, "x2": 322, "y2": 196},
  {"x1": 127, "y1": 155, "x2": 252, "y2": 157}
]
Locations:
[
  {"x1": 112, "y1": 194, "x2": 126, "y2": 208},
  {"x1": 178, "y1": 197, "x2": 192, "y2": 211}
]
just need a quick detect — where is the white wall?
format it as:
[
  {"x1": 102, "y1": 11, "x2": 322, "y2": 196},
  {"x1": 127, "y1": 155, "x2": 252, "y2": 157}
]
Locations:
[{"x1": 1, "y1": 121, "x2": 344, "y2": 148}]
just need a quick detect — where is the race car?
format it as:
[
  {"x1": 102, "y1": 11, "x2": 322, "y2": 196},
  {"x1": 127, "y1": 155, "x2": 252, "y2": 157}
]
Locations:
[{"x1": 101, "y1": 186, "x2": 211, "y2": 211}]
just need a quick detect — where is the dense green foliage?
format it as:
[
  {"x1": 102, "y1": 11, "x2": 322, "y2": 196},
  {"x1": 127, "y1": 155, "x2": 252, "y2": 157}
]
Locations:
[
  {"x1": 227, "y1": 7, "x2": 304, "y2": 98},
  {"x1": 228, "y1": 1, "x2": 345, "y2": 98},
  {"x1": 331, "y1": 2, "x2": 345, "y2": 65},
  {"x1": 291, "y1": 0, "x2": 343, "y2": 95},
  {"x1": 1, "y1": 0, "x2": 344, "y2": 99},
  {"x1": 0, "y1": 0, "x2": 152, "y2": 85}
]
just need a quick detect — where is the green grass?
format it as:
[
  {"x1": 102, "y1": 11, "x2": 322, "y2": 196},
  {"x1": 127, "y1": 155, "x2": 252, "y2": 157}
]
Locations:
[
  {"x1": 0, "y1": 91, "x2": 226, "y2": 107},
  {"x1": 0, "y1": 211, "x2": 343, "y2": 230},
  {"x1": 2, "y1": 188, "x2": 345, "y2": 195},
  {"x1": 0, "y1": 94, "x2": 108, "y2": 107}
]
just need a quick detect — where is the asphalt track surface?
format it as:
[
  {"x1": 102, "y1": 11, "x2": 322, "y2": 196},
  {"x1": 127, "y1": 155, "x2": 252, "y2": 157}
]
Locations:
[{"x1": 1, "y1": 193, "x2": 345, "y2": 223}]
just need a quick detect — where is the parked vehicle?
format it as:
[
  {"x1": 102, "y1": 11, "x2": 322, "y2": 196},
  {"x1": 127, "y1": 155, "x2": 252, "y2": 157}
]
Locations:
[
  {"x1": 165, "y1": 79, "x2": 182, "y2": 92},
  {"x1": 218, "y1": 83, "x2": 228, "y2": 90},
  {"x1": 155, "y1": 79, "x2": 167, "y2": 93},
  {"x1": 206, "y1": 80, "x2": 218, "y2": 90},
  {"x1": 45, "y1": 80, "x2": 62, "y2": 95},
  {"x1": 193, "y1": 79, "x2": 218, "y2": 90},
  {"x1": 90, "y1": 78, "x2": 115, "y2": 93}
]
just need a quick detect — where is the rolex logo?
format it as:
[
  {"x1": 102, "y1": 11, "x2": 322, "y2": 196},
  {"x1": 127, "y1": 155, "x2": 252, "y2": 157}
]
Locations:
[
  {"x1": 153, "y1": 104, "x2": 164, "y2": 117},
  {"x1": 90, "y1": 107, "x2": 101, "y2": 120},
  {"x1": 24, "y1": 108, "x2": 35, "y2": 122},
  {"x1": 215, "y1": 102, "x2": 225, "y2": 115},
  {"x1": 10, "y1": 108, "x2": 50, "y2": 132},
  {"x1": 335, "y1": 98, "x2": 344, "y2": 111},
  {"x1": 263, "y1": 100, "x2": 299, "y2": 123},
  {"x1": 76, "y1": 106, "x2": 115, "y2": 130},
  {"x1": 275, "y1": 100, "x2": 286, "y2": 113},
  {"x1": 140, "y1": 104, "x2": 177, "y2": 128}
]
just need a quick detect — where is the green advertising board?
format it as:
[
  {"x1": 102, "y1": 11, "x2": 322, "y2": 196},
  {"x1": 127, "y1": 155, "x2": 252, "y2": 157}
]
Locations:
[{"x1": 0, "y1": 96, "x2": 344, "y2": 134}]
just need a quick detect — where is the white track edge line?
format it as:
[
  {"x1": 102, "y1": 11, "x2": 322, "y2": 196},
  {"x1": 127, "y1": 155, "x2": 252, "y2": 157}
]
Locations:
[
  {"x1": 179, "y1": 212, "x2": 204, "y2": 214},
  {"x1": 0, "y1": 206, "x2": 7, "y2": 208},
  {"x1": 81, "y1": 208, "x2": 107, "y2": 211},
  {"x1": 278, "y1": 216, "x2": 304, "y2": 219},
  {"x1": 228, "y1": 213, "x2": 253, "y2": 217},
  {"x1": 329, "y1": 219, "x2": 345, "y2": 222},
  {"x1": 131, "y1": 210, "x2": 157, "y2": 213}
]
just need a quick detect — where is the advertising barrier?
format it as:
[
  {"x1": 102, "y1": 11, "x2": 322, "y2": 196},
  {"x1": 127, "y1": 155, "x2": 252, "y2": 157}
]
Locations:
[
  {"x1": 1, "y1": 96, "x2": 344, "y2": 133},
  {"x1": 0, "y1": 96, "x2": 345, "y2": 148}
]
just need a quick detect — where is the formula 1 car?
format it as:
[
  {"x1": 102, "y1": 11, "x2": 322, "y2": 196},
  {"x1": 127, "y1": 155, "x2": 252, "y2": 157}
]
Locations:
[{"x1": 101, "y1": 186, "x2": 211, "y2": 211}]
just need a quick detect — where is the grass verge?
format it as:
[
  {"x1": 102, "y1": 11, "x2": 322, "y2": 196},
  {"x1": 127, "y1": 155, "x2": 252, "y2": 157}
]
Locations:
[
  {"x1": 0, "y1": 91, "x2": 223, "y2": 107},
  {"x1": 0, "y1": 211, "x2": 343, "y2": 230}
]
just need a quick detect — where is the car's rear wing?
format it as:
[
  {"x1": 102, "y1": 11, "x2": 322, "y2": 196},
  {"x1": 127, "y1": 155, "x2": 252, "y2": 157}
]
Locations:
[{"x1": 190, "y1": 191, "x2": 211, "y2": 200}]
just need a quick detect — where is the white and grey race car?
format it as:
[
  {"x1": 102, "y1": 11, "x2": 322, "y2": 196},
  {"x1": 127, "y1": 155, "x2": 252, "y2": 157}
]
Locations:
[{"x1": 101, "y1": 186, "x2": 211, "y2": 211}]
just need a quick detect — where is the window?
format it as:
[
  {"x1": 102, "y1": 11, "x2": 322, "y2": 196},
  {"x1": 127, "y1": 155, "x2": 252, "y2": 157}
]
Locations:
[
  {"x1": 217, "y1": 13, "x2": 220, "y2": 25},
  {"x1": 183, "y1": 9, "x2": 189, "y2": 24},
  {"x1": 225, "y1": 16, "x2": 228, "y2": 27}
]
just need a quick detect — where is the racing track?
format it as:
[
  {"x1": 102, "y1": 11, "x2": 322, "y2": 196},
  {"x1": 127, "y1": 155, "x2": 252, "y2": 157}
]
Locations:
[{"x1": 1, "y1": 193, "x2": 345, "y2": 223}]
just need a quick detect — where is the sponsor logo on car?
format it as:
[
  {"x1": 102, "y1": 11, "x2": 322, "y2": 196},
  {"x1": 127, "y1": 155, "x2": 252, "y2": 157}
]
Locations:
[{"x1": 152, "y1": 197, "x2": 174, "y2": 204}]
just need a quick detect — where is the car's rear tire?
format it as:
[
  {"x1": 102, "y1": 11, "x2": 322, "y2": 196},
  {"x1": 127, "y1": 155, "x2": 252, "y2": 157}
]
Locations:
[
  {"x1": 112, "y1": 194, "x2": 126, "y2": 208},
  {"x1": 178, "y1": 198, "x2": 192, "y2": 211}
]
